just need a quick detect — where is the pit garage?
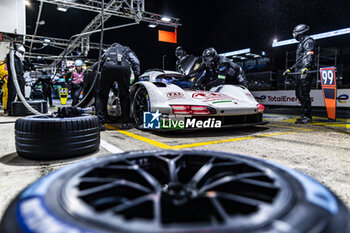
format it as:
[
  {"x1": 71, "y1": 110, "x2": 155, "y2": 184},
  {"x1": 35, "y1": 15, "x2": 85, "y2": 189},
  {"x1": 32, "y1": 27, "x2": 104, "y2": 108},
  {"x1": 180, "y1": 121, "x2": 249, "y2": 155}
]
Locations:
[{"x1": 0, "y1": 1, "x2": 349, "y2": 233}]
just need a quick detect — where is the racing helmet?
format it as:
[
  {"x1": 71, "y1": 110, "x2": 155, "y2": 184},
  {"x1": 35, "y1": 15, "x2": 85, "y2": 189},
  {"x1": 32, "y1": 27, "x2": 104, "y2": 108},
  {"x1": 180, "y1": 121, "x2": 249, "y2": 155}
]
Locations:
[
  {"x1": 175, "y1": 46, "x2": 186, "y2": 59},
  {"x1": 202, "y1": 47, "x2": 218, "y2": 68},
  {"x1": 15, "y1": 44, "x2": 25, "y2": 61},
  {"x1": 293, "y1": 24, "x2": 309, "y2": 41},
  {"x1": 75, "y1": 59, "x2": 83, "y2": 67}
]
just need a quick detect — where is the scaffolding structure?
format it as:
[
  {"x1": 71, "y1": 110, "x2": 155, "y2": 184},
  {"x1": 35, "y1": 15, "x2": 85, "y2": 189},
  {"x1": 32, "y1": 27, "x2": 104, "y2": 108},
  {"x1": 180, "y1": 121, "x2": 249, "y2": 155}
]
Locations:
[{"x1": 1, "y1": 0, "x2": 181, "y2": 70}]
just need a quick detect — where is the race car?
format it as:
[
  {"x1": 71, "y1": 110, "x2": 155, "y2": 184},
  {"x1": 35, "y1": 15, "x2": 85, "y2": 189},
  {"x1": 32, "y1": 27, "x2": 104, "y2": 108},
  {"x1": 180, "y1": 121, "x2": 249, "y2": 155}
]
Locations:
[{"x1": 107, "y1": 68, "x2": 266, "y2": 130}]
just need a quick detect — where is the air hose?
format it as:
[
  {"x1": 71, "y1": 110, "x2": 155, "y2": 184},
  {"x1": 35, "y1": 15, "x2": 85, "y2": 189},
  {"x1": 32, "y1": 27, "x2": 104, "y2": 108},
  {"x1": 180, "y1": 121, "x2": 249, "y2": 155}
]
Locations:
[
  {"x1": 53, "y1": 0, "x2": 138, "y2": 108},
  {"x1": 10, "y1": 0, "x2": 105, "y2": 115},
  {"x1": 75, "y1": 0, "x2": 104, "y2": 108},
  {"x1": 9, "y1": 44, "x2": 44, "y2": 115}
]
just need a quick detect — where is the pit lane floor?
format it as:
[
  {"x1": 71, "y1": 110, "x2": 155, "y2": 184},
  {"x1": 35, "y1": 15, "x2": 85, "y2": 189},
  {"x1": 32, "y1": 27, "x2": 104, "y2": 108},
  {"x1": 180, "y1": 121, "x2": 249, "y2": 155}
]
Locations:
[{"x1": 0, "y1": 103, "x2": 349, "y2": 218}]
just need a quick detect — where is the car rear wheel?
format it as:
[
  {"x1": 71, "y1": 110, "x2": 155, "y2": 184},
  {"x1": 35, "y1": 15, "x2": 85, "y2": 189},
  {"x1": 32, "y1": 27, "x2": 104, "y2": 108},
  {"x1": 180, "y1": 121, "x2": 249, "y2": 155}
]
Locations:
[
  {"x1": 1, "y1": 150, "x2": 349, "y2": 233},
  {"x1": 132, "y1": 86, "x2": 150, "y2": 128}
]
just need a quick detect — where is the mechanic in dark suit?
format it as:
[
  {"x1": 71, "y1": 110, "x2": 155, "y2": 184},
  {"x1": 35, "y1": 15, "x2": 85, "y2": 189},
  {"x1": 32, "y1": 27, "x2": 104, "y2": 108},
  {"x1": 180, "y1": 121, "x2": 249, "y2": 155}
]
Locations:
[
  {"x1": 6, "y1": 44, "x2": 26, "y2": 116},
  {"x1": 284, "y1": 24, "x2": 315, "y2": 124},
  {"x1": 190, "y1": 48, "x2": 248, "y2": 90},
  {"x1": 32, "y1": 69, "x2": 55, "y2": 107},
  {"x1": 175, "y1": 46, "x2": 187, "y2": 72},
  {"x1": 96, "y1": 43, "x2": 140, "y2": 129}
]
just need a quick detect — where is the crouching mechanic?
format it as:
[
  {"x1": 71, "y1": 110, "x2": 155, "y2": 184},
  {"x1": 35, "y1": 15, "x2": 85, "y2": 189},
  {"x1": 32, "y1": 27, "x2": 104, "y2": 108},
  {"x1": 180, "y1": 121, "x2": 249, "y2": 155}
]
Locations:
[
  {"x1": 32, "y1": 69, "x2": 55, "y2": 107},
  {"x1": 190, "y1": 48, "x2": 248, "y2": 90},
  {"x1": 96, "y1": 43, "x2": 140, "y2": 130},
  {"x1": 284, "y1": 24, "x2": 315, "y2": 124},
  {"x1": 175, "y1": 46, "x2": 187, "y2": 72}
]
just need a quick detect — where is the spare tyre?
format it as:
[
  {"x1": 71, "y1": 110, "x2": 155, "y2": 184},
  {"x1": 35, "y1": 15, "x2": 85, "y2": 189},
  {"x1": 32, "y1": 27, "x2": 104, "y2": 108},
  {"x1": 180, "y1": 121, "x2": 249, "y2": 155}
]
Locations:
[
  {"x1": 15, "y1": 114, "x2": 100, "y2": 160},
  {"x1": 11, "y1": 100, "x2": 48, "y2": 116},
  {"x1": 1, "y1": 150, "x2": 349, "y2": 233}
]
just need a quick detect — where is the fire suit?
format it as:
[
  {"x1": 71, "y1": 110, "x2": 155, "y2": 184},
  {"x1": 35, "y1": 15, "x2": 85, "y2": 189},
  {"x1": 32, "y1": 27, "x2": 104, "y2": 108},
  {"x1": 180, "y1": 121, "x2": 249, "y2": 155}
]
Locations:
[
  {"x1": 96, "y1": 43, "x2": 140, "y2": 124},
  {"x1": 191, "y1": 56, "x2": 248, "y2": 90},
  {"x1": 33, "y1": 75, "x2": 54, "y2": 107},
  {"x1": 0, "y1": 61, "x2": 8, "y2": 111},
  {"x1": 295, "y1": 36, "x2": 316, "y2": 119}
]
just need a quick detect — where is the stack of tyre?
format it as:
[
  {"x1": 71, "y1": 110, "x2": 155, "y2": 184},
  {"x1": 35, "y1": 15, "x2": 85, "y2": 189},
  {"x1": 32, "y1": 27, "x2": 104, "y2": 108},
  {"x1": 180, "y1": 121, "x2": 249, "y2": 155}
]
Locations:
[{"x1": 11, "y1": 100, "x2": 48, "y2": 116}]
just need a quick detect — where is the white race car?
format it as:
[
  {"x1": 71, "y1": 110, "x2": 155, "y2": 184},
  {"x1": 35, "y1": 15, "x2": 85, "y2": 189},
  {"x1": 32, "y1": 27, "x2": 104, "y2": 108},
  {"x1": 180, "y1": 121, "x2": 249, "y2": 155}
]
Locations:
[{"x1": 113, "y1": 68, "x2": 266, "y2": 130}]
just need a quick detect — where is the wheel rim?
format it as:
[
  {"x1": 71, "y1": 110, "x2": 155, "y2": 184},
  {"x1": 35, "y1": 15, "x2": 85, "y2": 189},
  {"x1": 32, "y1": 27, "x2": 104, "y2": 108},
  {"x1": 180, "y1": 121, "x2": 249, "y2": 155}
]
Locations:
[
  {"x1": 132, "y1": 87, "x2": 149, "y2": 127},
  {"x1": 60, "y1": 151, "x2": 294, "y2": 232}
]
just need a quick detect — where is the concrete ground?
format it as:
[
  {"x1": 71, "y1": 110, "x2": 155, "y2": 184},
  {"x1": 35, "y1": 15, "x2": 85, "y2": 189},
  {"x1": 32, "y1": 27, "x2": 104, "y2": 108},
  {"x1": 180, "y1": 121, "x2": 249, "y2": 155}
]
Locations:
[{"x1": 0, "y1": 101, "x2": 349, "y2": 218}]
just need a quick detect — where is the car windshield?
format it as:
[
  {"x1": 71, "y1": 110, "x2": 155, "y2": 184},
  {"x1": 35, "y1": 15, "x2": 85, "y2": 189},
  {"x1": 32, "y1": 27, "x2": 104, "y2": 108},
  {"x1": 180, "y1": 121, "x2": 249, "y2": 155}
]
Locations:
[{"x1": 155, "y1": 74, "x2": 194, "y2": 89}]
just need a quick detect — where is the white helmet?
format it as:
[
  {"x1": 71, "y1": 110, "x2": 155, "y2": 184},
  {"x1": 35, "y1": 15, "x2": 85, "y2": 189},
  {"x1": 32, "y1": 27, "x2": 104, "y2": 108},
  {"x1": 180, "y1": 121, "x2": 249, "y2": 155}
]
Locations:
[{"x1": 16, "y1": 45, "x2": 25, "y2": 61}]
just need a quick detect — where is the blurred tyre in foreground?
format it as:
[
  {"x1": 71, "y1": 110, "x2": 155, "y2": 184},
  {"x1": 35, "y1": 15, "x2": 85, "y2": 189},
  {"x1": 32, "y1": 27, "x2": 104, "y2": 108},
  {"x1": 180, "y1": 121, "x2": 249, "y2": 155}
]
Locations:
[{"x1": 1, "y1": 150, "x2": 349, "y2": 233}]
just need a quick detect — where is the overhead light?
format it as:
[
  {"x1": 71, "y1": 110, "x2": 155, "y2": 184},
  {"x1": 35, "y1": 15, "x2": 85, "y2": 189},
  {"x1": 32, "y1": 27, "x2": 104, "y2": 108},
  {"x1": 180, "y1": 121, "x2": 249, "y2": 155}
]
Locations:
[
  {"x1": 220, "y1": 48, "x2": 251, "y2": 57},
  {"x1": 43, "y1": 38, "x2": 50, "y2": 47},
  {"x1": 25, "y1": 0, "x2": 31, "y2": 6},
  {"x1": 273, "y1": 39, "x2": 278, "y2": 43},
  {"x1": 148, "y1": 23, "x2": 157, "y2": 28},
  {"x1": 57, "y1": 5, "x2": 68, "y2": 12},
  {"x1": 161, "y1": 16, "x2": 171, "y2": 22},
  {"x1": 272, "y1": 27, "x2": 350, "y2": 47}
]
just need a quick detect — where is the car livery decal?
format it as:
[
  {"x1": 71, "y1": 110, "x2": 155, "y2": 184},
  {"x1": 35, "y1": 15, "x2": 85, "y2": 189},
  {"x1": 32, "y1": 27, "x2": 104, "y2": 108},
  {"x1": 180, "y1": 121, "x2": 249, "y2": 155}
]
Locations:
[
  {"x1": 167, "y1": 92, "x2": 185, "y2": 99},
  {"x1": 192, "y1": 92, "x2": 237, "y2": 102},
  {"x1": 245, "y1": 93, "x2": 255, "y2": 100},
  {"x1": 212, "y1": 100, "x2": 233, "y2": 104}
]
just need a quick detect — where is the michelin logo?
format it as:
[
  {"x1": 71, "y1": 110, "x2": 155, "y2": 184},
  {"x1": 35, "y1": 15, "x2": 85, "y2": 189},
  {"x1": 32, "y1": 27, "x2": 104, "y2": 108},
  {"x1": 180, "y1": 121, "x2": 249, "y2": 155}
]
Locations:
[{"x1": 143, "y1": 110, "x2": 161, "y2": 129}]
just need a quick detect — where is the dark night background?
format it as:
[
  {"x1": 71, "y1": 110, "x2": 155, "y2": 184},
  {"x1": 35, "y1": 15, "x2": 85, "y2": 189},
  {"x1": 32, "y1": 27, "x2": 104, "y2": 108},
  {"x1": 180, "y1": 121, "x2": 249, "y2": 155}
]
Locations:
[{"x1": 25, "y1": 0, "x2": 350, "y2": 74}]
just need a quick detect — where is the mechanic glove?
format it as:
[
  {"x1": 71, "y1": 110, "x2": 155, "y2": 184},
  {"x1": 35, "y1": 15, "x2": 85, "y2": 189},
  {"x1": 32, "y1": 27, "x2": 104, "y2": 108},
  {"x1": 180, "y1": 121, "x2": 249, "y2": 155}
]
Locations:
[
  {"x1": 301, "y1": 68, "x2": 309, "y2": 75},
  {"x1": 283, "y1": 69, "x2": 291, "y2": 76}
]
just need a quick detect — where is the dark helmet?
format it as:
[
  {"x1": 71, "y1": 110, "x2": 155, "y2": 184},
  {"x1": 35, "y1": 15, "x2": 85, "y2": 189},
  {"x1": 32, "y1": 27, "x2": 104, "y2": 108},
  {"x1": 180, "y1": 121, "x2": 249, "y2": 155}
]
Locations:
[
  {"x1": 175, "y1": 46, "x2": 186, "y2": 59},
  {"x1": 42, "y1": 68, "x2": 48, "y2": 75},
  {"x1": 202, "y1": 47, "x2": 218, "y2": 68},
  {"x1": 293, "y1": 24, "x2": 310, "y2": 41}
]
